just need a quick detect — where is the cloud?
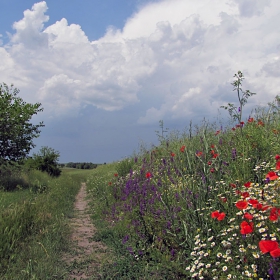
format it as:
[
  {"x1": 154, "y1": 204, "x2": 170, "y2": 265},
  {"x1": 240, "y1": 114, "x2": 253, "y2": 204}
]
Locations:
[
  {"x1": 1, "y1": 0, "x2": 280, "y2": 126},
  {"x1": 234, "y1": 0, "x2": 271, "y2": 17}
]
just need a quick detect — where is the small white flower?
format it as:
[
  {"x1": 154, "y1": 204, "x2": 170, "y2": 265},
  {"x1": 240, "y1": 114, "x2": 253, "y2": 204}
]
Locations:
[{"x1": 222, "y1": 266, "x2": 227, "y2": 271}]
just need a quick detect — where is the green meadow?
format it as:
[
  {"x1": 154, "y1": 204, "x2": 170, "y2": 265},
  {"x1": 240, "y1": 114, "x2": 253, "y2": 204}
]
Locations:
[{"x1": 1, "y1": 73, "x2": 280, "y2": 279}]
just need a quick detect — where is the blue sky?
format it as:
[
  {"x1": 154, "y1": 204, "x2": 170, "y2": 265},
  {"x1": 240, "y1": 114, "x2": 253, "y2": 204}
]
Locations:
[{"x1": 1, "y1": 0, "x2": 280, "y2": 163}]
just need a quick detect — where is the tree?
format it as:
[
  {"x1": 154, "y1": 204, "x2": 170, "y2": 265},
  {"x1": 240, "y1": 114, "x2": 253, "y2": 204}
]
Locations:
[
  {"x1": 0, "y1": 83, "x2": 44, "y2": 162},
  {"x1": 31, "y1": 146, "x2": 61, "y2": 177}
]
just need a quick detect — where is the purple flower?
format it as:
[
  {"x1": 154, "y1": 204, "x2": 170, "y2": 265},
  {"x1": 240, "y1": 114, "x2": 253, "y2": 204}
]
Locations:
[
  {"x1": 122, "y1": 235, "x2": 129, "y2": 244},
  {"x1": 232, "y1": 148, "x2": 237, "y2": 160}
]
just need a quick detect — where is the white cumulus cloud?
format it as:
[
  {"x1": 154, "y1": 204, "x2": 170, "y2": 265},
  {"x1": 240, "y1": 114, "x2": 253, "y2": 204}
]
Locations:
[{"x1": 0, "y1": 0, "x2": 279, "y2": 125}]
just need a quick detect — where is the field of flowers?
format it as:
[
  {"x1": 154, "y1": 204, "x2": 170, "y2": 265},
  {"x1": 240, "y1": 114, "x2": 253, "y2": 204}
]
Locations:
[{"x1": 88, "y1": 73, "x2": 280, "y2": 279}]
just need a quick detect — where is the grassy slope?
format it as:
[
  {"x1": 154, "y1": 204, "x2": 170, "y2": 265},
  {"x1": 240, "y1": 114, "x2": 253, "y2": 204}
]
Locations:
[{"x1": 0, "y1": 168, "x2": 92, "y2": 279}]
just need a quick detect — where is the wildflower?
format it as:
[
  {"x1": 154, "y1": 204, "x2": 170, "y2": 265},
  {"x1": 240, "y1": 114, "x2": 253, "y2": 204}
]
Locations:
[
  {"x1": 145, "y1": 172, "x2": 152, "y2": 178},
  {"x1": 170, "y1": 152, "x2": 175, "y2": 157},
  {"x1": 266, "y1": 171, "x2": 279, "y2": 181},
  {"x1": 180, "y1": 145, "x2": 186, "y2": 152},
  {"x1": 259, "y1": 240, "x2": 280, "y2": 257},
  {"x1": 276, "y1": 161, "x2": 280, "y2": 170},
  {"x1": 241, "y1": 191, "x2": 250, "y2": 198},
  {"x1": 269, "y1": 207, "x2": 280, "y2": 222},
  {"x1": 270, "y1": 248, "x2": 280, "y2": 257},
  {"x1": 215, "y1": 130, "x2": 220, "y2": 135},
  {"x1": 258, "y1": 120, "x2": 264, "y2": 126},
  {"x1": 114, "y1": 173, "x2": 118, "y2": 177},
  {"x1": 248, "y1": 117, "x2": 254, "y2": 123},
  {"x1": 275, "y1": 154, "x2": 280, "y2": 161},
  {"x1": 248, "y1": 199, "x2": 259, "y2": 206},
  {"x1": 240, "y1": 221, "x2": 254, "y2": 234},
  {"x1": 236, "y1": 200, "x2": 248, "y2": 210},
  {"x1": 196, "y1": 151, "x2": 203, "y2": 157},
  {"x1": 222, "y1": 266, "x2": 228, "y2": 271},
  {"x1": 244, "y1": 181, "x2": 251, "y2": 188},
  {"x1": 210, "y1": 168, "x2": 215, "y2": 173},
  {"x1": 231, "y1": 148, "x2": 237, "y2": 160},
  {"x1": 211, "y1": 211, "x2": 226, "y2": 220},
  {"x1": 244, "y1": 212, "x2": 253, "y2": 220}
]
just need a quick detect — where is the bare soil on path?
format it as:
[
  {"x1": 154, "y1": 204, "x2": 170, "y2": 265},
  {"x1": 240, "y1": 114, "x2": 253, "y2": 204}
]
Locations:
[{"x1": 64, "y1": 183, "x2": 109, "y2": 279}]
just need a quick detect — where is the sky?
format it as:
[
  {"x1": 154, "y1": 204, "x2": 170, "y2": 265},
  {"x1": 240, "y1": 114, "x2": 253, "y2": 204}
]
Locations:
[{"x1": 0, "y1": 0, "x2": 280, "y2": 163}]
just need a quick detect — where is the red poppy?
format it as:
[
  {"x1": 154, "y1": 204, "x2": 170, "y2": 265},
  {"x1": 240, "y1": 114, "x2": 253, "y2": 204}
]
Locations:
[
  {"x1": 258, "y1": 120, "x2": 264, "y2": 126},
  {"x1": 230, "y1": 183, "x2": 236, "y2": 188},
  {"x1": 260, "y1": 205, "x2": 271, "y2": 211},
  {"x1": 266, "y1": 171, "x2": 279, "y2": 181},
  {"x1": 211, "y1": 211, "x2": 220, "y2": 219},
  {"x1": 215, "y1": 130, "x2": 220, "y2": 135},
  {"x1": 241, "y1": 192, "x2": 250, "y2": 198},
  {"x1": 171, "y1": 152, "x2": 175, "y2": 157},
  {"x1": 244, "y1": 181, "x2": 251, "y2": 188},
  {"x1": 212, "y1": 153, "x2": 219, "y2": 159},
  {"x1": 146, "y1": 172, "x2": 152, "y2": 178},
  {"x1": 114, "y1": 173, "x2": 118, "y2": 177},
  {"x1": 236, "y1": 190, "x2": 242, "y2": 195},
  {"x1": 211, "y1": 210, "x2": 225, "y2": 220},
  {"x1": 207, "y1": 161, "x2": 212, "y2": 165},
  {"x1": 232, "y1": 127, "x2": 236, "y2": 131},
  {"x1": 248, "y1": 199, "x2": 259, "y2": 206},
  {"x1": 269, "y1": 212, "x2": 278, "y2": 221},
  {"x1": 269, "y1": 207, "x2": 280, "y2": 222},
  {"x1": 196, "y1": 151, "x2": 203, "y2": 157},
  {"x1": 244, "y1": 212, "x2": 253, "y2": 220},
  {"x1": 210, "y1": 168, "x2": 215, "y2": 173},
  {"x1": 270, "y1": 248, "x2": 280, "y2": 258},
  {"x1": 248, "y1": 117, "x2": 254, "y2": 123},
  {"x1": 259, "y1": 240, "x2": 279, "y2": 254},
  {"x1": 236, "y1": 124, "x2": 241, "y2": 128},
  {"x1": 108, "y1": 182, "x2": 112, "y2": 186},
  {"x1": 220, "y1": 197, "x2": 227, "y2": 203},
  {"x1": 210, "y1": 150, "x2": 215, "y2": 155},
  {"x1": 217, "y1": 212, "x2": 226, "y2": 220},
  {"x1": 275, "y1": 155, "x2": 280, "y2": 161},
  {"x1": 180, "y1": 145, "x2": 186, "y2": 152},
  {"x1": 236, "y1": 200, "x2": 248, "y2": 210},
  {"x1": 211, "y1": 144, "x2": 215, "y2": 149},
  {"x1": 240, "y1": 221, "x2": 253, "y2": 234},
  {"x1": 240, "y1": 121, "x2": 244, "y2": 125},
  {"x1": 276, "y1": 161, "x2": 280, "y2": 170}
]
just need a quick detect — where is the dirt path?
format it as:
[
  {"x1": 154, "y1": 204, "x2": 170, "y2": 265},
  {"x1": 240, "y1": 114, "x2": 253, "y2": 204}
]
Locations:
[{"x1": 64, "y1": 183, "x2": 109, "y2": 279}]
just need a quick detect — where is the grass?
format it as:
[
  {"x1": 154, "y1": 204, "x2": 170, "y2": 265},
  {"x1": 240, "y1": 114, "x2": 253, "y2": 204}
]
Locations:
[
  {"x1": 85, "y1": 80, "x2": 280, "y2": 278},
  {"x1": 0, "y1": 168, "x2": 92, "y2": 279},
  {"x1": 1, "y1": 72, "x2": 280, "y2": 279}
]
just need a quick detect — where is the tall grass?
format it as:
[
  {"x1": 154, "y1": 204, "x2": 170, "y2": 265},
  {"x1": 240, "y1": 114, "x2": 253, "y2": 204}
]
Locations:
[
  {"x1": 88, "y1": 83, "x2": 280, "y2": 278},
  {"x1": 0, "y1": 168, "x2": 91, "y2": 279}
]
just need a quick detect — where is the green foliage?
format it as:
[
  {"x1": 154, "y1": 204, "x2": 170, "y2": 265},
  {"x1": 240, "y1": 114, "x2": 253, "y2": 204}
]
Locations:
[
  {"x1": 65, "y1": 161, "x2": 98, "y2": 169},
  {"x1": 0, "y1": 83, "x2": 44, "y2": 162},
  {"x1": 0, "y1": 163, "x2": 29, "y2": 191},
  {"x1": 28, "y1": 146, "x2": 61, "y2": 177},
  {"x1": 116, "y1": 157, "x2": 135, "y2": 177}
]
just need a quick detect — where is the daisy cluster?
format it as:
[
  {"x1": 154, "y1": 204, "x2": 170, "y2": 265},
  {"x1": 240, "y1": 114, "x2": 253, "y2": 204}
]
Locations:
[{"x1": 186, "y1": 157, "x2": 280, "y2": 279}]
